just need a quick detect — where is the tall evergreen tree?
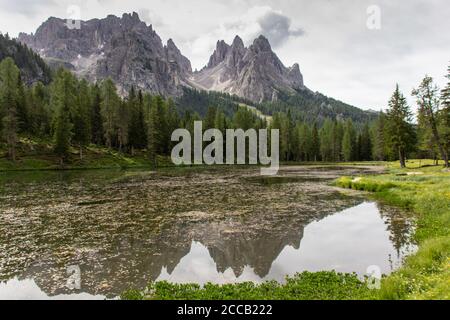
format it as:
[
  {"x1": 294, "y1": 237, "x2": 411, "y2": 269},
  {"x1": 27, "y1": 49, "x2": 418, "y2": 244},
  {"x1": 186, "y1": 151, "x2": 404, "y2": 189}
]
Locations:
[
  {"x1": 128, "y1": 87, "x2": 147, "y2": 153},
  {"x1": 29, "y1": 82, "x2": 51, "y2": 137},
  {"x1": 16, "y1": 74, "x2": 29, "y2": 133},
  {"x1": 117, "y1": 100, "x2": 129, "y2": 152},
  {"x1": 165, "y1": 98, "x2": 180, "y2": 153},
  {"x1": 72, "y1": 79, "x2": 91, "y2": 160},
  {"x1": 100, "y1": 79, "x2": 120, "y2": 149},
  {"x1": 320, "y1": 119, "x2": 334, "y2": 162},
  {"x1": 0, "y1": 58, "x2": 19, "y2": 161},
  {"x1": 386, "y1": 85, "x2": 415, "y2": 168},
  {"x1": 51, "y1": 69, "x2": 76, "y2": 164},
  {"x1": 439, "y1": 65, "x2": 450, "y2": 167},
  {"x1": 90, "y1": 84, "x2": 104, "y2": 145},
  {"x1": 359, "y1": 124, "x2": 372, "y2": 161},
  {"x1": 413, "y1": 76, "x2": 449, "y2": 167},
  {"x1": 372, "y1": 112, "x2": 388, "y2": 161},
  {"x1": 310, "y1": 123, "x2": 320, "y2": 161},
  {"x1": 342, "y1": 119, "x2": 356, "y2": 162}
]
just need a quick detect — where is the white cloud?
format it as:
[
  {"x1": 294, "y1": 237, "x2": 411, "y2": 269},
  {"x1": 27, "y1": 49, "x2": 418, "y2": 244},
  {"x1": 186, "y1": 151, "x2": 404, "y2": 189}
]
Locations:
[
  {"x1": 0, "y1": 0, "x2": 449, "y2": 111},
  {"x1": 187, "y1": 6, "x2": 304, "y2": 69}
]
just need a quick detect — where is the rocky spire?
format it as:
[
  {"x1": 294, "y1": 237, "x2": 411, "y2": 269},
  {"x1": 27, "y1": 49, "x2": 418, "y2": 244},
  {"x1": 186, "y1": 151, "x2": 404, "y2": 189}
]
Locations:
[{"x1": 207, "y1": 40, "x2": 230, "y2": 69}]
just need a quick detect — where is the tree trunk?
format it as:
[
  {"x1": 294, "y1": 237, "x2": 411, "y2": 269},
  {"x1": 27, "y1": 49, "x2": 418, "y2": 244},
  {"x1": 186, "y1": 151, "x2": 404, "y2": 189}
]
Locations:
[
  {"x1": 79, "y1": 144, "x2": 83, "y2": 161},
  {"x1": 429, "y1": 116, "x2": 449, "y2": 168},
  {"x1": 9, "y1": 146, "x2": 16, "y2": 162},
  {"x1": 399, "y1": 148, "x2": 406, "y2": 168},
  {"x1": 443, "y1": 152, "x2": 449, "y2": 168}
]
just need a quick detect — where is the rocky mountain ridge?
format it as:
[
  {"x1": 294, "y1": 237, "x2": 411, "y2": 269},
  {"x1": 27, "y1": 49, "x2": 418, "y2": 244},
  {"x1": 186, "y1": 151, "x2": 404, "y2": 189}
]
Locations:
[
  {"x1": 18, "y1": 12, "x2": 304, "y2": 102},
  {"x1": 191, "y1": 35, "x2": 305, "y2": 103}
]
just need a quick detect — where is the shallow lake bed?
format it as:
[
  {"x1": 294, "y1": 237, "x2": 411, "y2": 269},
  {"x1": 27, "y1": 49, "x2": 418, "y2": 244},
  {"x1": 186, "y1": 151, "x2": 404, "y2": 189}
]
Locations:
[{"x1": 0, "y1": 166, "x2": 416, "y2": 299}]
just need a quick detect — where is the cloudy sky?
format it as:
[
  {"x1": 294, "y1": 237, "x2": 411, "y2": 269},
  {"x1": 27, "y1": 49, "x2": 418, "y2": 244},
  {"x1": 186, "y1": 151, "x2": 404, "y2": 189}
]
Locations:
[{"x1": 0, "y1": 0, "x2": 449, "y2": 111}]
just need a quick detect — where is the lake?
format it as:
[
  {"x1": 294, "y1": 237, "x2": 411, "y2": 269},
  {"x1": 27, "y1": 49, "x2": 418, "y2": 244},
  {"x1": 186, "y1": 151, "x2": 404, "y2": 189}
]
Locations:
[{"x1": 0, "y1": 166, "x2": 416, "y2": 299}]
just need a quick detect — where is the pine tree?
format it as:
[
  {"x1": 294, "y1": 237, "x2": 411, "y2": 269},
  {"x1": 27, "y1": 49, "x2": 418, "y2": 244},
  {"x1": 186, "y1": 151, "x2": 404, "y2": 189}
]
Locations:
[
  {"x1": 51, "y1": 69, "x2": 76, "y2": 164},
  {"x1": 100, "y1": 79, "x2": 119, "y2": 149},
  {"x1": 439, "y1": 64, "x2": 450, "y2": 167},
  {"x1": 386, "y1": 85, "x2": 415, "y2": 168},
  {"x1": 0, "y1": 58, "x2": 20, "y2": 161},
  {"x1": 117, "y1": 100, "x2": 129, "y2": 153},
  {"x1": 128, "y1": 87, "x2": 147, "y2": 153},
  {"x1": 72, "y1": 79, "x2": 91, "y2": 160},
  {"x1": 332, "y1": 121, "x2": 344, "y2": 162},
  {"x1": 342, "y1": 119, "x2": 356, "y2": 162},
  {"x1": 29, "y1": 81, "x2": 51, "y2": 137},
  {"x1": 16, "y1": 74, "x2": 29, "y2": 133},
  {"x1": 320, "y1": 119, "x2": 334, "y2": 162},
  {"x1": 372, "y1": 113, "x2": 388, "y2": 161},
  {"x1": 359, "y1": 124, "x2": 372, "y2": 161},
  {"x1": 311, "y1": 123, "x2": 320, "y2": 162},
  {"x1": 90, "y1": 84, "x2": 104, "y2": 145},
  {"x1": 204, "y1": 106, "x2": 217, "y2": 130},
  {"x1": 147, "y1": 96, "x2": 166, "y2": 165},
  {"x1": 413, "y1": 76, "x2": 449, "y2": 167},
  {"x1": 165, "y1": 98, "x2": 180, "y2": 152}
]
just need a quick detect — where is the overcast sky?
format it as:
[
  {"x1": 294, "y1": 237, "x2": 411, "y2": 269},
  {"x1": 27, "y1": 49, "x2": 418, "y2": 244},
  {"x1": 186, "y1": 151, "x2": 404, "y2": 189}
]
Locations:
[{"x1": 0, "y1": 0, "x2": 449, "y2": 111}]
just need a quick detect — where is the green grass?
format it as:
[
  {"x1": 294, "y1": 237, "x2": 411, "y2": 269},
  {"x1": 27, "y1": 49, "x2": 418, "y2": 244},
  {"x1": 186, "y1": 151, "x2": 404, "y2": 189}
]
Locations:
[
  {"x1": 335, "y1": 161, "x2": 450, "y2": 300},
  {"x1": 121, "y1": 272, "x2": 375, "y2": 300},
  {"x1": 0, "y1": 136, "x2": 172, "y2": 171}
]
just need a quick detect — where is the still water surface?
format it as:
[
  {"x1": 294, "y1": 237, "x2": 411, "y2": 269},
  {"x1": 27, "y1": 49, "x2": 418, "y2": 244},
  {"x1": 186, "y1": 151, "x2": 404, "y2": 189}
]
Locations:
[{"x1": 0, "y1": 166, "x2": 416, "y2": 299}]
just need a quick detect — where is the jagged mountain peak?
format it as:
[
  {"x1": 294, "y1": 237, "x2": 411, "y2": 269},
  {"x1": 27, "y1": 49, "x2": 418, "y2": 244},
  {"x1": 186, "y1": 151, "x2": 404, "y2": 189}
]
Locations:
[
  {"x1": 18, "y1": 12, "x2": 191, "y2": 96},
  {"x1": 251, "y1": 35, "x2": 272, "y2": 52},
  {"x1": 206, "y1": 40, "x2": 231, "y2": 69},
  {"x1": 231, "y1": 35, "x2": 245, "y2": 49},
  {"x1": 192, "y1": 34, "x2": 305, "y2": 103},
  {"x1": 18, "y1": 13, "x2": 305, "y2": 103}
]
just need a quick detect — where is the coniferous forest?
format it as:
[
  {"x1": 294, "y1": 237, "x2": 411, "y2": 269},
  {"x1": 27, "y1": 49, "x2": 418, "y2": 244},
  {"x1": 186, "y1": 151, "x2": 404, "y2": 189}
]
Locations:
[
  {"x1": 0, "y1": 35, "x2": 450, "y2": 167},
  {"x1": 0, "y1": 33, "x2": 449, "y2": 168}
]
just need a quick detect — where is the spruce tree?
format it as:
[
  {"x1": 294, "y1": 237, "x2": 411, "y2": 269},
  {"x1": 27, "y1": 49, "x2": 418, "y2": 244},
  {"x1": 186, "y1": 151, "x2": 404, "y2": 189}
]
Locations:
[
  {"x1": 386, "y1": 85, "x2": 415, "y2": 168},
  {"x1": 147, "y1": 96, "x2": 165, "y2": 165},
  {"x1": 128, "y1": 87, "x2": 147, "y2": 153},
  {"x1": 16, "y1": 74, "x2": 29, "y2": 133},
  {"x1": 372, "y1": 113, "x2": 388, "y2": 161},
  {"x1": 439, "y1": 65, "x2": 450, "y2": 167},
  {"x1": 72, "y1": 79, "x2": 91, "y2": 160},
  {"x1": 342, "y1": 119, "x2": 355, "y2": 162},
  {"x1": 359, "y1": 124, "x2": 372, "y2": 161},
  {"x1": 51, "y1": 69, "x2": 76, "y2": 164},
  {"x1": 311, "y1": 123, "x2": 320, "y2": 162},
  {"x1": 100, "y1": 79, "x2": 120, "y2": 149},
  {"x1": 117, "y1": 100, "x2": 129, "y2": 153},
  {"x1": 90, "y1": 84, "x2": 104, "y2": 145},
  {"x1": 165, "y1": 98, "x2": 180, "y2": 152},
  {"x1": 413, "y1": 76, "x2": 449, "y2": 167},
  {"x1": 0, "y1": 58, "x2": 19, "y2": 161}
]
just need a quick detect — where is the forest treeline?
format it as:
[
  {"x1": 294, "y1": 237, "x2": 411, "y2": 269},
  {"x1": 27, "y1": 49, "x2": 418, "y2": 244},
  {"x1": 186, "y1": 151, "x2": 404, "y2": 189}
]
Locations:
[{"x1": 0, "y1": 56, "x2": 449, "y2": 167}]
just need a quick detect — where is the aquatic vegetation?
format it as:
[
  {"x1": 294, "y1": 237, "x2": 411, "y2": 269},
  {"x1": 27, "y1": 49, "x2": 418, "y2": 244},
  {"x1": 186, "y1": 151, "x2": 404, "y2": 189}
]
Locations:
[
  {"x1": 121, "y1": 271, "x2": 375, "y2": 300},
  {"x1": 0, "y1": 166, "x2": 411, "y2": 299}
]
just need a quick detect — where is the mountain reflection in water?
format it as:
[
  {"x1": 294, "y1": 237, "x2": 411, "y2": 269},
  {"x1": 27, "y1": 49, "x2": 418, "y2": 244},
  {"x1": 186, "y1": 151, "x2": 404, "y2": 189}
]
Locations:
[{"x1": 0, "y1": 167, "x2": 415, "y2": 299}]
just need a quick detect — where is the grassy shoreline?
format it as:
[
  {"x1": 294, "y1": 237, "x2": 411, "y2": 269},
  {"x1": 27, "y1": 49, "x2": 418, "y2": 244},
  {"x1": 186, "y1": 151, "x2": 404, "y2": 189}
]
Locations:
[
  {"x1": 121, "y1": 160, "x2": 449, "y2": 300},
  {"x1": 335, "y1": 161, "x2": 449, "y2": 300}
]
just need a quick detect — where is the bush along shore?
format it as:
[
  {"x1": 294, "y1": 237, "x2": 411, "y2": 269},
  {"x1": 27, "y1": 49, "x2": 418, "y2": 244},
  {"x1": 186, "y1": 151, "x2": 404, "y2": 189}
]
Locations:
[{"x1": 122, "y1": 161, "x2": 449, "y2": 300}]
